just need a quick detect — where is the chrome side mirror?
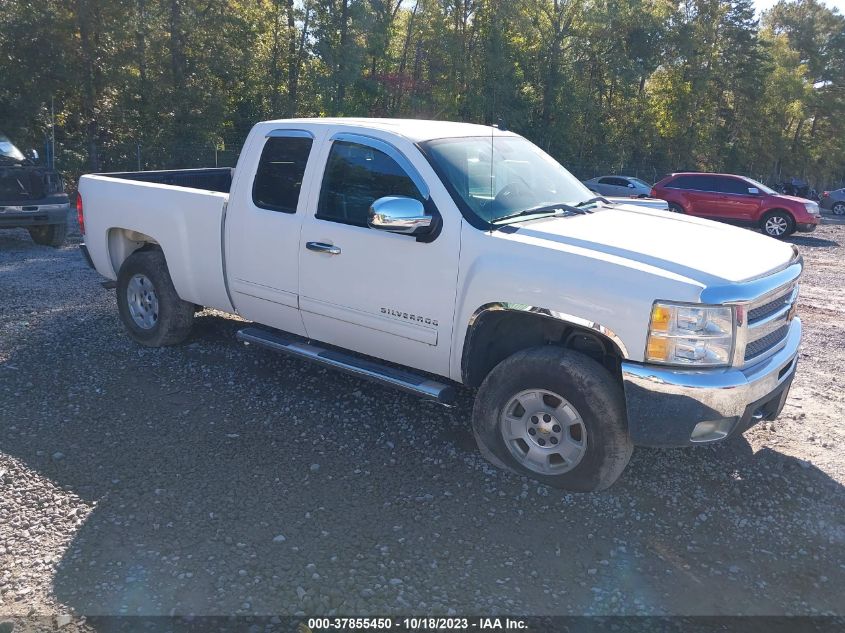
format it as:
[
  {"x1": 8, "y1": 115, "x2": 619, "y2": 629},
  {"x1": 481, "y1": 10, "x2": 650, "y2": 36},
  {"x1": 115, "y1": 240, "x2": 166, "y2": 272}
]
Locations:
[
  {"x1": 368, "y1": 196, "x2": 432, "y2": 235},
  {"x1": 748, "y1": 187, "x2": 760, "y2": 195},
  {"x1": 26, "y1": 148, "x2": 39, "y2": 162}
]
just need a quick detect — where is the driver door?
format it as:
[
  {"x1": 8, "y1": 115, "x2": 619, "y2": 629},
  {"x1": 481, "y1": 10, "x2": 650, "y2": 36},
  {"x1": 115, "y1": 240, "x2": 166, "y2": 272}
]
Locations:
[{"x1": 298, "y1": 133, "x2": 460, "y2": 376}]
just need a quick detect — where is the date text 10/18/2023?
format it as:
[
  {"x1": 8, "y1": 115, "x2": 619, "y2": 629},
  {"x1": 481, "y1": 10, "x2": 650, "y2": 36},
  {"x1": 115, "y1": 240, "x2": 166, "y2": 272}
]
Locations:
[{"x1": 303, "y1": 617, "x2": 529, "y2": 631}]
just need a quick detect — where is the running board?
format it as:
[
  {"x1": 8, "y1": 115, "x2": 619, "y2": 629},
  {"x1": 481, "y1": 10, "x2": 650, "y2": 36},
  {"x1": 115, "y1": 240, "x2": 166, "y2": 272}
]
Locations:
[{"x1": 236, "y1": 327, "x2": 456, "y2": 406}]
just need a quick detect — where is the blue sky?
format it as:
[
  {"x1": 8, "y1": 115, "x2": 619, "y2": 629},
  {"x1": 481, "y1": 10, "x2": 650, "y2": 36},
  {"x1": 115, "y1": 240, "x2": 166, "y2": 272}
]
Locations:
[{"x1": 754, "y1": 0, "x2": 844, "y2": 13}]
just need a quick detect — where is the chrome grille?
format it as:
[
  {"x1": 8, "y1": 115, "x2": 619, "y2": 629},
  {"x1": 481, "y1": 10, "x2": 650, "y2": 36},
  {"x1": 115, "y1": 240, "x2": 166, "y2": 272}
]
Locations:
[
  {"x1": 745, "y1": 324, "x2": 790, "y2": 359},
  {"x1": 743, "y1": 282, "x2": 798, "y2": 364},
  {"x1": 747, "y1": 290, "x2": 793, "y2": 323}
]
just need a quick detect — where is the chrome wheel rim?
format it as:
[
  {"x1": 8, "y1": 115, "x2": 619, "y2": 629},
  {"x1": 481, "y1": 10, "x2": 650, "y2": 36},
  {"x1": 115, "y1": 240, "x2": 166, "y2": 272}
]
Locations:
[
  {"x1": 126, "y1": 273, "x2": 159, "y2": 329},
  {"x1": 500, "y1": 389, "x2": 587, "y2": 475},
  {"x1": 833, "y1": 203, "x2": 845, "y2": 216},
  {"x1": 765, "y1": 216, "x2": 788, "y2": 236}
]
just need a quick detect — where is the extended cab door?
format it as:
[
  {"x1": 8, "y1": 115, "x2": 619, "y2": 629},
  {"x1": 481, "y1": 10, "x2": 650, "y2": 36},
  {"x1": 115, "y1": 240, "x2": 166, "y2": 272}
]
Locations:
[
  {"x1": 225, "y1": 128, "x2": 320, "y2": 335},
  {"x1": 297, "y1": 133, "x2": 460, "y2": 376}
]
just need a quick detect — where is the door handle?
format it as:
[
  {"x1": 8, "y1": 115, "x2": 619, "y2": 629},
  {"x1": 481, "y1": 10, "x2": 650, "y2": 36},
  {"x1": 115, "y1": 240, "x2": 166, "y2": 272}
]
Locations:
[{"x1": 306, "y1": 241, "x2": 341, "y2": 255}]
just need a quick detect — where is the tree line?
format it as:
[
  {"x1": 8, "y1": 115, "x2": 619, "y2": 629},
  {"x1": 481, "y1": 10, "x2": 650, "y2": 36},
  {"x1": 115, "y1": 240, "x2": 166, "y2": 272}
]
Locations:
[{"x1": 1, "y1": 0, "x2": 843, "y2": 188}]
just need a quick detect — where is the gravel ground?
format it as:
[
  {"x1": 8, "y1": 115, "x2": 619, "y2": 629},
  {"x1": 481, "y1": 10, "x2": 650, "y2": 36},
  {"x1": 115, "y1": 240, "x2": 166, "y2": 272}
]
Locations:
[{"x1": 1, "y1": 218, "x2": 844, "y2": 627}]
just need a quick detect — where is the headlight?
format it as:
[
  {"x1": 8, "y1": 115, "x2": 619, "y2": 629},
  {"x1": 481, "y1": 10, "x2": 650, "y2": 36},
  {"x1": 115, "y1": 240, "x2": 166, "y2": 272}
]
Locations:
[
  {"x1": 645, "y1": 302, "x2": 735, "y2": 367},
  {"x1": 804, "y1": 202, "x2": 820, "y2": 215}
]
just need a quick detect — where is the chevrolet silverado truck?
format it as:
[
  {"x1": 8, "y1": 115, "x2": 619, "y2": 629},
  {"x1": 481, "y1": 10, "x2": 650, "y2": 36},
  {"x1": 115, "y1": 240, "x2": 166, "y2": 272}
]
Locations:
[
  {"x1": 0, "y1": 131, "x2": 69, "y2": 246},
  {"x1": 77, "y1": 118, "x2": 803, "y2": 491}
]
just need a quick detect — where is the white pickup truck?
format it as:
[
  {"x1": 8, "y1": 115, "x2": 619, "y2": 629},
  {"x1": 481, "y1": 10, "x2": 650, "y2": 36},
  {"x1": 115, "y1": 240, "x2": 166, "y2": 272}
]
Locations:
[{"x1": 78, "y1": 118, "x2": 803, "y2": 491}]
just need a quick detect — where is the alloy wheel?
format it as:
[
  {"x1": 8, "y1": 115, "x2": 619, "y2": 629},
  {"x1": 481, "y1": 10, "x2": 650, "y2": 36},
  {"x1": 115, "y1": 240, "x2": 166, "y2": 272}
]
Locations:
[{"x1": 499, "y1": 389, "x2": 587, "y2": 475}]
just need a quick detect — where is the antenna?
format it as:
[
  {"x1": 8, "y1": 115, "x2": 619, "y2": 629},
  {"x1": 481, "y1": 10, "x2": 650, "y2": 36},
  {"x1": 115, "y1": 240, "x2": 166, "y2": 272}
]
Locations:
[
  {"x1": 489, "y1": 115, "x2": 507, "y2": 233},
  {"x1": 490, "y1": 120, "x2": 495, "y2": 227}
]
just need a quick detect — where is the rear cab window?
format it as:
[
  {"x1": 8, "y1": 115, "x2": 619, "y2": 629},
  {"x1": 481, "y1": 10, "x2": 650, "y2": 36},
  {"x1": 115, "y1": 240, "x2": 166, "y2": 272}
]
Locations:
[{"x1": 252, "y1": 135, "x2": 313, "y2": 213}]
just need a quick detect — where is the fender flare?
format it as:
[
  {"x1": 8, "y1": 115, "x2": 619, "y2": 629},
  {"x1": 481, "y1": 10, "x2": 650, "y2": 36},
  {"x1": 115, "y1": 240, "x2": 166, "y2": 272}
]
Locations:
[{"x1": 460, "y1": 302, "x2": 629, "y2": 385}]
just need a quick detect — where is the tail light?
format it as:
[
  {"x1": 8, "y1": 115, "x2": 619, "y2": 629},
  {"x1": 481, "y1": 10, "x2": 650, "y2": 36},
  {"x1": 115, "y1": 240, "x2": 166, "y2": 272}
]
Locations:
[
  {"x1": 650, "y1": 188, "x2": 657, "y2": 198},
  {"x1": 76, "y1": 192, "x2": 85, "y2": 235}
]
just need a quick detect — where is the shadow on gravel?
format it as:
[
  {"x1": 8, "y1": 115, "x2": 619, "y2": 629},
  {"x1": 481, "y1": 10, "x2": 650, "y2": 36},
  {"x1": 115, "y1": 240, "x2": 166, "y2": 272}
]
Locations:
[
  {"x1": 1, "y1": 235, "x2": 843, "y2": 618},
  {"x1": 786, "y1": 235, "x2": 839, "y2": 249}
]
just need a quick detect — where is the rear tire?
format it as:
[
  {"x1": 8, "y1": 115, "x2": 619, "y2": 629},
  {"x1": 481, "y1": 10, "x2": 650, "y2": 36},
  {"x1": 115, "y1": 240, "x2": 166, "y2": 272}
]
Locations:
[
  {"x1": 668, "y1": 203, "x2": 685, "y2": 214},
  {"x1": 761, "y1": 211, "x2": 795, "y2": 238},
  {"x1": 116, "y1": 250, "x2": 194, "y2": 347},
  {"x1": 833, "y1": 202, "x2": 845, "y2": 216},
  {"x1": 472, "y1": 347, "x2": 633, "y2": 491},
  {"x1": 28, "y1": 222, "x2": 67, "y2": 247}
]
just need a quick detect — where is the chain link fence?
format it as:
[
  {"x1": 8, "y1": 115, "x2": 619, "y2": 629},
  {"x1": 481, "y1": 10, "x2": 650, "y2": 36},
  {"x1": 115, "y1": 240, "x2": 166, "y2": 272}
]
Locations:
[{"x1": 51, "y1": 141, "x2": 242, "y2": 191}]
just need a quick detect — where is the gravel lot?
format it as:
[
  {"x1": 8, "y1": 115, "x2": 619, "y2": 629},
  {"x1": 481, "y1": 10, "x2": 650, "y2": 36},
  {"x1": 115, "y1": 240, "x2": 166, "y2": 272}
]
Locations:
[{"x1": 1, "y1": 218, "x2": 844, "y2": 627}]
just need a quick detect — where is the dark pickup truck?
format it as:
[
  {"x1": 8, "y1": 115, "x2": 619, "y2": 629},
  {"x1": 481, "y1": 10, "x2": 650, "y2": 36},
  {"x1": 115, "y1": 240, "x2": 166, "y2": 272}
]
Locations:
[{"x1": 0, "y1": 132, "x2": 69, "y2": 247}]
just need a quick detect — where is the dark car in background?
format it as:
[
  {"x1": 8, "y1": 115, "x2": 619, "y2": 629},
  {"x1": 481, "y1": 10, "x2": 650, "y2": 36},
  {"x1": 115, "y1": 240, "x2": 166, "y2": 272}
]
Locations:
[
  {"x1": 820, "y1": 188, "x2": 845, "y2": 216},
  {"x1": 0, "y1": 131, "x2": 69, "y2": 246},
  {"x1": 651, "y1": 172, "x2": 821, "y2": 239}
]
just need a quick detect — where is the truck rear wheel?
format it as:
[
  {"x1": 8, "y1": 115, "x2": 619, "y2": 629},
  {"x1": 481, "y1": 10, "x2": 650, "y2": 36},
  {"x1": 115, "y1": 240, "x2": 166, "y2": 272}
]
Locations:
[
  {"x1": 28, "y1": 222, "x2": 67, "y2": 247},
  {"x1": 472, "y1": 347, "x2": 633, "y2": 491},
  {"x1": 116, "y1": 250, "x2": 194, "y2": 347}
]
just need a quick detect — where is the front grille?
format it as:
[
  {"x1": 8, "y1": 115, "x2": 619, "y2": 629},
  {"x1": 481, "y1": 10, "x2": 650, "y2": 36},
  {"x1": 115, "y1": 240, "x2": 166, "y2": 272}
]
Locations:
[
  {"x1": 748, "y1": 290, "x2": 792, "y2": 323},
  {"x1": 742, "y1": 281, "x2": 798, "y2": 364},
  {"x1": 745, "y1": 324, "x2": 790, "y2": 361}
]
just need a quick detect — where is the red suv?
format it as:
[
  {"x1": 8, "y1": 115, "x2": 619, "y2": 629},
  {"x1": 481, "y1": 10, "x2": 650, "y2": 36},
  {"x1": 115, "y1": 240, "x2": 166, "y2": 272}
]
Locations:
[{"x1": 651, "y1": 172, "x2": 821, "y2": 238}]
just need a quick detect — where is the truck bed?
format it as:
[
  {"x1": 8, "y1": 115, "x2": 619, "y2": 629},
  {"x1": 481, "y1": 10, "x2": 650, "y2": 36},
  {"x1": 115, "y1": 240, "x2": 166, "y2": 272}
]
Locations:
[
  {"x1": 102, "y1": 167, "x2": 233, "y2": 193},
  {"x1": 79, "y1": 172, "x2": 234, "y2": 313}
]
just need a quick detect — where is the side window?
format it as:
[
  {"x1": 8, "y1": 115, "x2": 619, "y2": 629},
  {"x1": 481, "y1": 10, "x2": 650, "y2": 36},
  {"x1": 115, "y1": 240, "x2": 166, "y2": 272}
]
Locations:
[
  {"x1": 252, "y1": 136, "x2": 313, "y2": 213},
  {"x1": 668, "y1": 175, "x2": 714, "y2": 191},
  {"x1": 317, "y1": 140, "x2": 424, "y2": 227},
  {"x1": 598, "y1": 177, "x2": 614, "y2": 185},
  {"x1": 667, "y1": 176, "x2": 690, "y2": 189},
  {"x1": 717, "y1": 178, "x2": 750, "y2": 195}
]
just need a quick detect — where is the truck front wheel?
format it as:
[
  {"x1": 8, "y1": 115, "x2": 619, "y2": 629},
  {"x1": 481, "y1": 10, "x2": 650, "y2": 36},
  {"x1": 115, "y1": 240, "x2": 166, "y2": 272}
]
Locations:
[
  {"x1": 472, "y1": 347, "x2": 633, "y2": 491},
  {"x1": 116, "y1": 250, "x2": 194, "y2": 347},
  {"x1": 28, "y1": 222, "x2": 67, "y2": 247}
]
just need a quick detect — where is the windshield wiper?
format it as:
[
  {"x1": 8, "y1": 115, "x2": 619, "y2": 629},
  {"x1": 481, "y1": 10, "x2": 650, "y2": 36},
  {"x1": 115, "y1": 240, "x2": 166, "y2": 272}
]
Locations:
[
  {"x1": 576, "y1": 196, "x2": 610, "y2": 207},
  {"x1": 492, "y1": 202, "x2": 591, "y2": 225}
]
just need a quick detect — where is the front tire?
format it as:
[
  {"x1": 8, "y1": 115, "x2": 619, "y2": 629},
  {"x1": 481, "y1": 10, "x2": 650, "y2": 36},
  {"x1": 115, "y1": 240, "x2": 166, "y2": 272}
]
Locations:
[
  {"x1": 761, "y1": 211, "x2": 795, "y2": 238},
  {"x1": 28, "y1": 222, "x2": 67, "y2": 247},
  {"x1": 116, "y1": 250, "x2": 194, "y2": 347},
  {"x1": 472, "y1": 347, "x2": 633, "y2": 491},
  {"x1": 832, "y1": 202, "x2": 845, "y2": 216}
]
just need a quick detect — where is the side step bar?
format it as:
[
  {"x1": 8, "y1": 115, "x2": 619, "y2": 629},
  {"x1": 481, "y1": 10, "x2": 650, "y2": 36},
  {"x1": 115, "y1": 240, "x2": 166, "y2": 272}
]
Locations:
[{"x1": 236, "y1": 327, "x2": 457, "y2": 406}]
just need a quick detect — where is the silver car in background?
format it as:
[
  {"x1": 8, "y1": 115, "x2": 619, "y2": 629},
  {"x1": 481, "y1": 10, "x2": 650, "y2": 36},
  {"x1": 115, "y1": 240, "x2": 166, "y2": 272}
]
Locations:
[
  {"x1": 582, "y1": 175, "x2": 653, "y2": 198},
  {"x1": 820, "y1": 188, "x2": 845, "y2": 215}
]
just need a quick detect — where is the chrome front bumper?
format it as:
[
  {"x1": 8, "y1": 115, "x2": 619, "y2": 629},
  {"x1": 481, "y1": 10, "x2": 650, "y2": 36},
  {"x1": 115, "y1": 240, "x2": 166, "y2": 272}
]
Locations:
[{"x1": 621, "y1": 317, "x2": 801, "y2": 447}]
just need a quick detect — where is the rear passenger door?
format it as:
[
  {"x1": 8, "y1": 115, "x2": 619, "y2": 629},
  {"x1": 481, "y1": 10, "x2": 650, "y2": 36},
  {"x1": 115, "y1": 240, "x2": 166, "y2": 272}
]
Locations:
[
  {"x1": 672, "y1": 175, "x2": 717, "y2": 217},
  {"x1": 225, "y1": 128, "x2": 319, "y2": 336}
]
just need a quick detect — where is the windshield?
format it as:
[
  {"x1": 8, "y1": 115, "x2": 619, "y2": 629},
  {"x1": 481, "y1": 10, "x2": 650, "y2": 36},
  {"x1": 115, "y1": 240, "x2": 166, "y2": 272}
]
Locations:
[
  {"x1": 0, "y1": 133, "x2": 26, "y2": 163},
  {"x1": 744, "y1": 177, "x2": 776, "y2": 195},
  {"x1": 421, "y1": 135, "x2": 593, "y2": 224}
]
